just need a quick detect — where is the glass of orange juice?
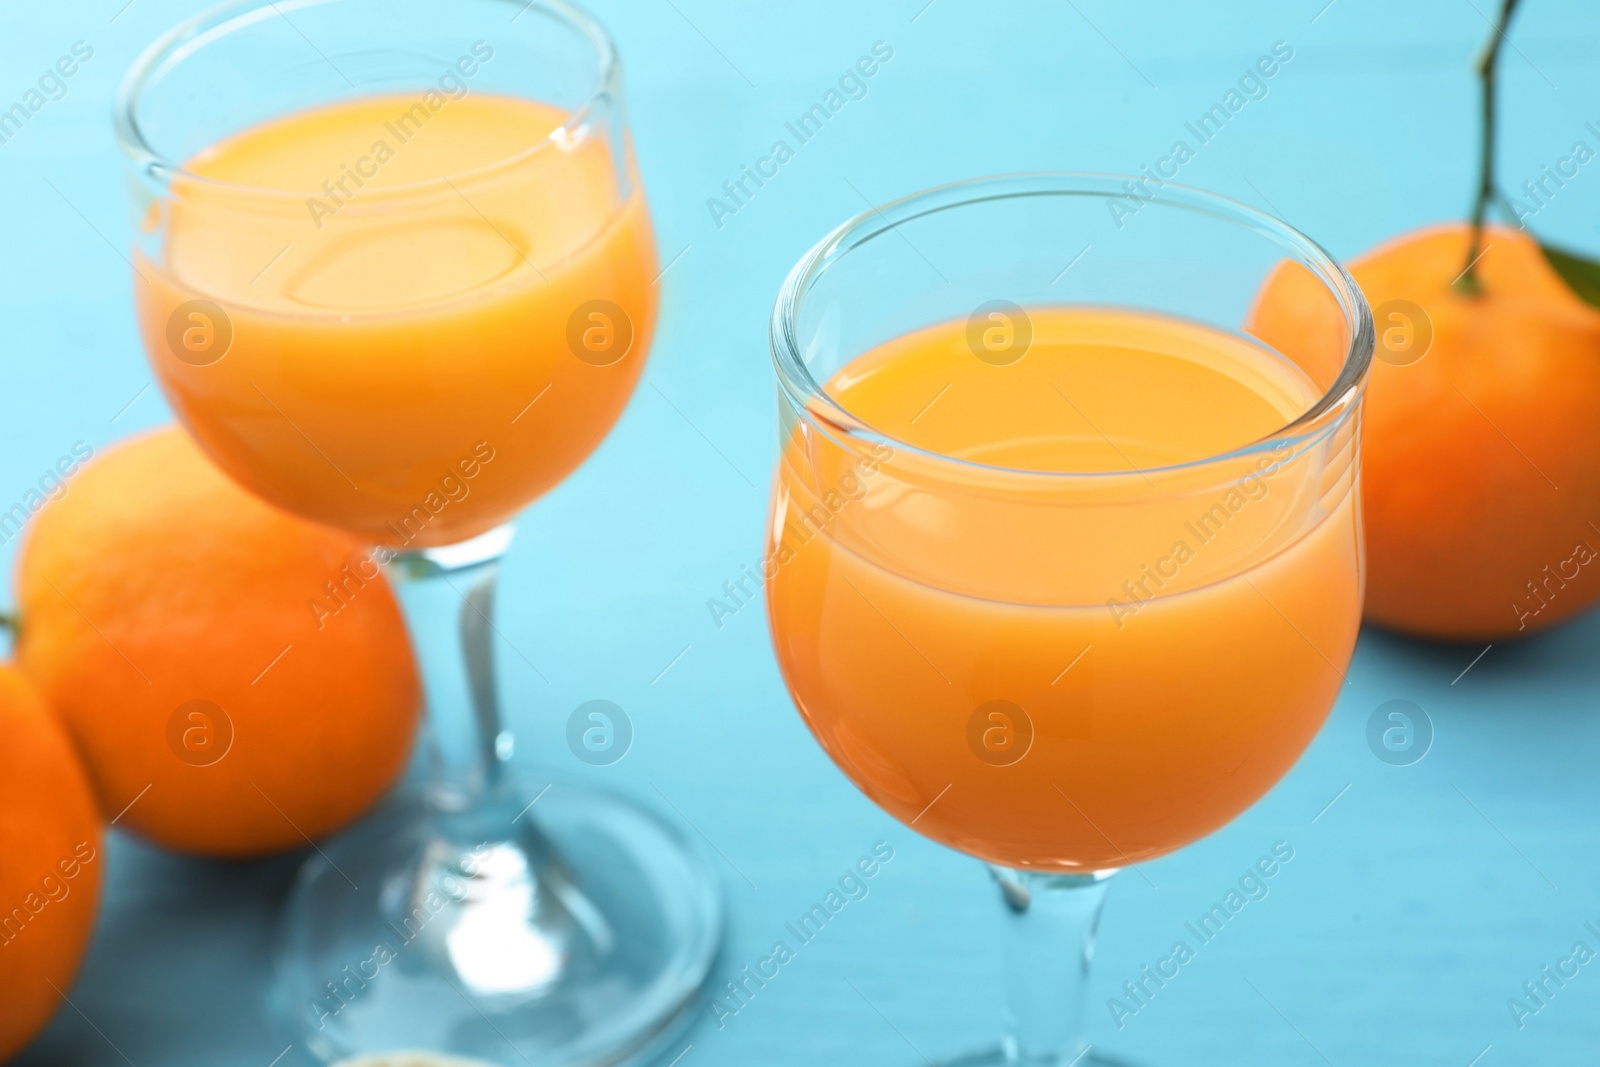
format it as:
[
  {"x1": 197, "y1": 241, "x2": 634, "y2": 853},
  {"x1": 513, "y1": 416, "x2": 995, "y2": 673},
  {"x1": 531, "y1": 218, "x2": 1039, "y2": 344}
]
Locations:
[
  {"x1": 115, "y1": 2, "x2": 719, "y2": 1063},
  {"x1": 766, "y1": 174, "x2": 1372, "y2": 1064}
]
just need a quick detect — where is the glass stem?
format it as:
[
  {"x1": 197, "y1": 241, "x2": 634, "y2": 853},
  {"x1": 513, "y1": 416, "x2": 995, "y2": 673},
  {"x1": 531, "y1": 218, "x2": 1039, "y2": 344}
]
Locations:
[
  {"x1": 385, "y1": 524, "x2": 517, "y2": 814},
  {"x1": 992, "y1": 867, "x2": 1117, "y2": 1066}
]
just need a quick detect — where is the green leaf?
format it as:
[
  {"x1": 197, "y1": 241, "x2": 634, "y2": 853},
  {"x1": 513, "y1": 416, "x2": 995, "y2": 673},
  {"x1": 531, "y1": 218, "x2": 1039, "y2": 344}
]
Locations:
[{"x1": 1540, "y1": 241, "x2": 1600, "y2": 310}]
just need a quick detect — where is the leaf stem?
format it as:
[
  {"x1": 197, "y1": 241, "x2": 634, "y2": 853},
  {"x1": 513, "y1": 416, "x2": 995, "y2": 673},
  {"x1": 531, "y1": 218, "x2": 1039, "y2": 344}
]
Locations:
[
  {"x1": 1458, "y1": 0, "x2": 1521, "y2": 295},
  {"x1": 0, "y1": 611, "x2": 16, "y2": 639}
]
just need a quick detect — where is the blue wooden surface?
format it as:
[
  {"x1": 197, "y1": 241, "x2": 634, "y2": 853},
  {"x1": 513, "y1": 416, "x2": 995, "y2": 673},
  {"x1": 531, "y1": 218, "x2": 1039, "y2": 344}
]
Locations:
[{"x1": 4, "y1": 1, "x2": 1600, "y2": 1064}]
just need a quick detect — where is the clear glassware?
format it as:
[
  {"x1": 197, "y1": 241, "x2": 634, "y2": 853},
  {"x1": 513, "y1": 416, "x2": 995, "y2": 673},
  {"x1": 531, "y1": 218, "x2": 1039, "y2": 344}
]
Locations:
[
  {"x1": 765, "y1": 174, "x2": 1373, "y2": 1065},
  {"x1": 114, "y1": 2, "x2": 719, "y2": 1063}
]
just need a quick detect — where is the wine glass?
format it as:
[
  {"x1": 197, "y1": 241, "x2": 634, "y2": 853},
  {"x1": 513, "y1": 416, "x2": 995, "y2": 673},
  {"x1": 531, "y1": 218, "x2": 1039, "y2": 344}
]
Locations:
[
  {"x1": 765, "y1": 174, "x2": 1372, "y2": 1064},
  {"x1": 115, "y1": 1, "x2": 720, "y2": 1063}
]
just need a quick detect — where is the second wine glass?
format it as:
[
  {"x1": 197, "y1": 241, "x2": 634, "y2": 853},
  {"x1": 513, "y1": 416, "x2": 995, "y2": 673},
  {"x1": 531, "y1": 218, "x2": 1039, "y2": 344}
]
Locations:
[{"x1": 765, "y1": 173, "x2": 1372, "y2": 1065}]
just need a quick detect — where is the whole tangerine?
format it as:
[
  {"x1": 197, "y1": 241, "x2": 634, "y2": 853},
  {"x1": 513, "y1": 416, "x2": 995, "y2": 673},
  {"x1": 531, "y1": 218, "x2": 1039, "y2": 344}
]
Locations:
[
  {"x1": 0, "y1": 665, "x2": 102, "y2": 1062},
  {"x1": 1248, "y1": 223, "x2": 1600, "y2": 639},
  {"x1": 14, "y1": 427, "x2": 420, "y2": 856}
]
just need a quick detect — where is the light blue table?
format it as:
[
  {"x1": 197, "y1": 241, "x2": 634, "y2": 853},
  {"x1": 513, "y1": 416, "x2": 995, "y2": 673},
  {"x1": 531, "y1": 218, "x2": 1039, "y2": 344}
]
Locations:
[{"x1": 5, "y1": 1, "x2": 1600, "y2": 1063}]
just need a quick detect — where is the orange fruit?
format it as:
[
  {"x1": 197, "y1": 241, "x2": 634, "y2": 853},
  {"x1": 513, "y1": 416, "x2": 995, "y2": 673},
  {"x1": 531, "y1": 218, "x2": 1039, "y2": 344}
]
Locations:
[
  {"x1": 1249, "y1": 223, "x2": 1600, "y2": 640},
  {"x1": 0, "y1": 665, "x2": 102, "y2": 1062},
  {"x1": 14, "y1": 427, "x2": 420, "y2": 856}
]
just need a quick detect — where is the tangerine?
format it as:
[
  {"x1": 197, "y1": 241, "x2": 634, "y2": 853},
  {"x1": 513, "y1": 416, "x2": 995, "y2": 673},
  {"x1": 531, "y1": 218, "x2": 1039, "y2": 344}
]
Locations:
[
  {"x1": 0, "y1": 665, "x2": 102, "y2": 1062},
  {"x1": 14, "y1": 427, "x2": 420, "y2": 856},
  {"x1": 1248, "y1": 223, "x2": 1600, "y2": 639}
]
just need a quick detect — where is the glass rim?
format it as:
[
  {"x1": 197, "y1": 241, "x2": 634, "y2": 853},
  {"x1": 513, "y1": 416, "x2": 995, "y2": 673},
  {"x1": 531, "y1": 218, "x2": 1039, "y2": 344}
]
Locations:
[
  {"x1": 769, "y1": 171, "x2": 1375, "y2": 482},
  {"x1": 112, "y1": 0, "x2": 622, "y2": 200}
]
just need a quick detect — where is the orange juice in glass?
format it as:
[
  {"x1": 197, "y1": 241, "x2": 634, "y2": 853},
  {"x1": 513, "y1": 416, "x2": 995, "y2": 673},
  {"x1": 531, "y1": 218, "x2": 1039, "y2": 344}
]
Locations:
[
  {"x1": 135, "y1": 90, "x2": 655, "y2": 546},
  {"x1": 115, "y1": 3, "x2": 718, "y2": 1064},
  {"x1": 765, "y1": 175, "x2": 1372, "y2": 1065}
]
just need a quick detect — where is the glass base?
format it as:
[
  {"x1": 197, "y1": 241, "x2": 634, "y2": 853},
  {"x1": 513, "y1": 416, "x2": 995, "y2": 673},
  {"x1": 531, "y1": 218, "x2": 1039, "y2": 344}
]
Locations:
[
  {"x1": 936, "y1": 1046, "x2": 1139, "y2": 1067},
  {"x1": 270, "y1": 777, "x2": 722, "y2": 1067}
]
